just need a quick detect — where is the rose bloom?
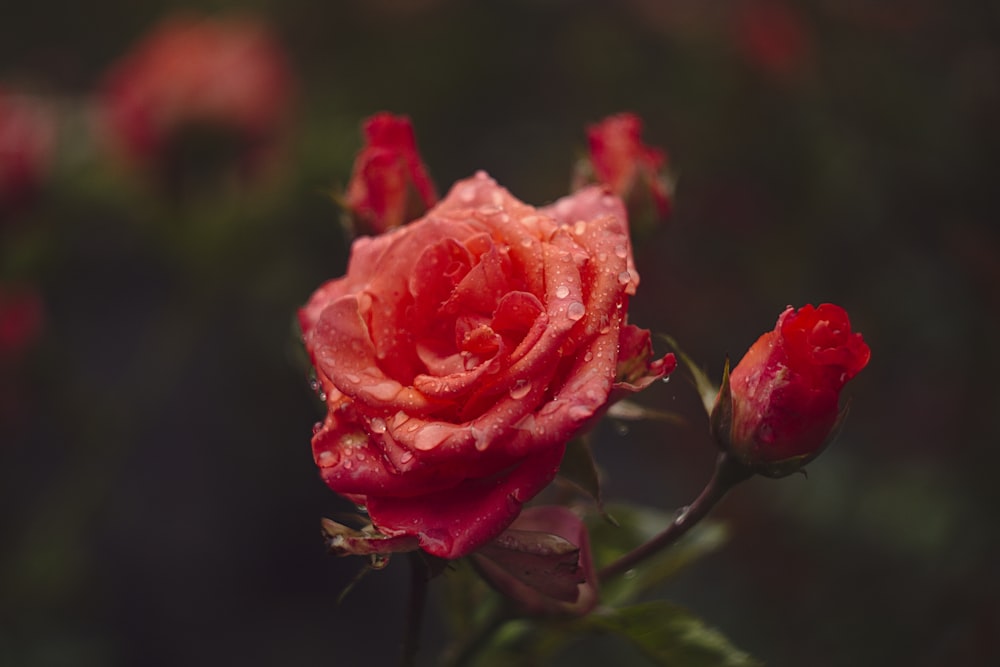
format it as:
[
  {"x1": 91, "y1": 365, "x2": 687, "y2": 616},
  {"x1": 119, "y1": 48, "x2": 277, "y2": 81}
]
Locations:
[
  {"x1": 0, "y1": 89, "x2": 55, "y2": 219},
  {"x1": 344, "y1": 113, "x2": 438, "y2": 235},
  {"x1": 300, "y1": 171, "x2": 673, "y2": 559},
  {"x1": 718, "y1": 303, "x2": 870, "y2": 475},
  {"x1": 579, "y1": 112, "x2": 672, "y2": 219},
  {"x1": 100, "y1": 14, "x2": 294, "y2": 178}
]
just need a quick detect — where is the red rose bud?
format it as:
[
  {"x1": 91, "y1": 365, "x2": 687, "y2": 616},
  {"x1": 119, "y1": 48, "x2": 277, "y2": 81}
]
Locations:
[
  {"x1": 472, "y1": 506, "x2": 598, "y2": 616},
  {"x1": 343, "y1": 113, "x2": 438, "y2": 234},
  {"x1": 712, "y1": 303, "x2": 870, "y2": 477},
  {"x1": 575, "y1": 112, "x2": 674, "y2": 223},
  {"x1": 100, "y1": 14, "x2": 295, "y2": 181},
  {"x1": 300, "y1": 171, "x2": 673, "y2": 560},
  {"x1": 0, "y1": 90, "x2": 56, "y2": 220}
]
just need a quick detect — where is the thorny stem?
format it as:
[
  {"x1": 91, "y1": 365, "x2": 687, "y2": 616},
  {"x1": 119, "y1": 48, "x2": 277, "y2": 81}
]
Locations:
[
  {"x1": 598, "y1": 452, "x2": 754, "y2": 582},
  {"x1": 400, "y1": 552, "x2": 430, "y2": 667}
]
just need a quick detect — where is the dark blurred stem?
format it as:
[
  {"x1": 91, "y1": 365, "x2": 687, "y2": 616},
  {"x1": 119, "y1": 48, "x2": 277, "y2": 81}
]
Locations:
[
  {"x1": 598, "y1": 452, "x2": 754, "y2": 582},
  {"x1": 442, "y1": 604, "x2": 514, "y2": 667},
  {"x1": 401, "y1": 553, "x2": 430, "y2": 667}
]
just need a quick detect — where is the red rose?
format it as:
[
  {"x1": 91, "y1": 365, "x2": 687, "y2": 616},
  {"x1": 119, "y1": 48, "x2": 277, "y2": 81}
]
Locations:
[
  {"x1": 0, "y1": 90, "x2": 55, "y2": 219},
  {"x1": 300, "y1": 171, "x2": 673, "y2": 559},
  {"x1": 714, "y1": 303, "x2": 870, "y2": 476},
  {"x1": 101, "y1": 14, "x2": 294, "y2": 178},
  {"x1": 577, "y1": 112, "x2": 673, "y2": 220},
  {"x1": 344, "y1": 113, "x2": 438, "y2": 234}
]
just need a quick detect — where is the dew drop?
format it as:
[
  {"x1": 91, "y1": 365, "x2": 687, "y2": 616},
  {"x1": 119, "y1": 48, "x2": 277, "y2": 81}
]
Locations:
[
  {"x1": 599, "y1": 313, "x2": 612, "y2": 334},
  {"x1": 573, "y1": 220, "x2": 587, "y2": 236},
  {"x1": 399, "y1": 451, "x2": 414, "y2": 464},
  {"x1": 509, "y1": 379, "x2": 532, "y2": 400},
  {"x1": 567, "y1": 301, "x2": 586, "y2": 321},
  {"x1": 342, "y1": 459, "x2": 353, "y2": 470},
  {"x1": 370, "y1": 417, "x2": 387, "y2": 434},
  {"x1": 584, "y1": 351, "x2": 594, "y2": 362},
  {"x1": 597, "y1": 252, "x2": 608, "y2": 263},
  {"x1": 316, "y1": 450, "x2": 334, "y2": 465},
  {"x1": 344, "y1": 373, "x2": 361, "y2": 384},
  {"x1": 458, "y1": 185, "x2": 476, "y2": 203},
  {"x1": 318, "y1": 391, "x2": 327, "y2": 402},
  {"x1": 617, "y1": 270, "x2": 631, "y2": 285},
  {"x1": 568, "y1": 405, "x2": 592, "y2": 421},
  {"x1": 312, "y1": 421, "x2": 323, "y2": 435},
  {"x1": 520, "y1": 237, "x2": 533, "y2": 248},
  {"x1": 614, "y1": 244, "x2": 628, "y2": 259},
  {"x1": 555, "y1": 285, "x2": 570, "y2": 299},
  {"x1": 309, "y1": 379, "x2": 320, "y2": 393}
]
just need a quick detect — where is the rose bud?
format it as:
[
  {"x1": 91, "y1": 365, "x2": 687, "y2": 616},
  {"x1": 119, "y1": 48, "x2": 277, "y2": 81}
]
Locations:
[
  {"x1": 712, "y1": 303, "x2": 870, "y2": 477},
  {"x1": 100, "y1": 14, "x2": 295, "y2": 185},
  {"x1": 300, "y1": 170, "x2": 673, "y2": 560},
  {"x1": 472, "y1": 506, "x2": 598, "y2": 616},
  {"x1": 0, "y1": 89, "x2": 56, "y2": 221},
  {"x1": 574, "y1": 112, "x2": 674, "y2": 226},
  {"x1": 343, "y1": 112, "x2": 438, "y2": 235}
]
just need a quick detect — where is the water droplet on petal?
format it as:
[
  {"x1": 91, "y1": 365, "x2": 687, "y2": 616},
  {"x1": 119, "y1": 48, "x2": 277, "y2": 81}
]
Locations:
[
  {"x1": 342, "y1": 459, "x2": 353, "y2": 470},
  {"x1": 573, "y1": 220, "x2": 587, "y2": 235},
  {"x1": 509, "y1": 379, "x2": 532, "y2": 400},
  {"x1": 555, "y1": 285, "x2": 570, "y2": 299},
  {"x1": 316, "y1": 450, "x2": 335, "y2": 465},
  {"x1": 569, "y1": 405, "x2": 592, "y2": 421},
  {"x1": 312, "y1": 421, "x2": 323, "y2": 435},
  {"x1": 618, "y1": 270, "x2": 631, "y2": 285},
  {"x1": 614, "y1": 244, "x2": 628, "y2": 259},
  {"x1": 370, "y1": 417, "x2": 387, "y2": 434},
  {"x1": 584, "y1": 351, "x2": 594, "y2": 362},
  {"x1": 399, "y1": 451, "x2": 414, "y2": 464},
  {"x1": 309, "y1": 379, "x2": 320, "y2": 393},
  {"x1": 318, "y1": 391, "x2": 327, "y2": 402},
  {"x1": 567, "y1": 301, "x2": 586, "y2": 321},
  {"x1": 344, "y1": 373, "x2": 361, "y2": 384}
]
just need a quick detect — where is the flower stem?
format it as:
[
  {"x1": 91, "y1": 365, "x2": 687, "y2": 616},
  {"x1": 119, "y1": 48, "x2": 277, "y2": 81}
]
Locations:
[
  {"x1": 400, "y1": 552, "x2": 430, "y2": 667},
  {"x1": 598, "y1": 452, "x2": 754, "y2": 582}
]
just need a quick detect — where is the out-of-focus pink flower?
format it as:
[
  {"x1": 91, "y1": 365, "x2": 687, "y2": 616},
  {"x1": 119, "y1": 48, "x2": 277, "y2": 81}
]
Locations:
[
  {"x1": 0, "y1": 90, "x2": 56, "y2": 219},
  {"x1": 343, "y1": 113, "x2": 438, "y2": 234},
  {"x1": 300, "y1": 171, "x2": 673, "y2": 560},
  {"x1": 733, "y1": 0, "x2": 813, "y2": 80},
  {"x1": 100, "y1": 14, "x2": 295, "y2": 180},
  {"x1": 576, "y1": 113, "x2": 673, "y2": 221},
  {"x1": 473, "y1": 506, "x2": 598, "y2": 616},
  {"x1": 713, "y1": 304, "x2": 870, "y2": 476}
]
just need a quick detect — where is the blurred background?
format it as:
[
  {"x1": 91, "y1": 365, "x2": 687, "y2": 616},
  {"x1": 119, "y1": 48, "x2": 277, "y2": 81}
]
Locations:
[{"x1": 1, "y1": 0, "x2": 997, "y2": 665}]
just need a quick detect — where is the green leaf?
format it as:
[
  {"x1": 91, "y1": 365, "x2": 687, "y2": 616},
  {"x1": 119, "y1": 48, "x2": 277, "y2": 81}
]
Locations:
[
  {"x1": 588, "y1": 601, "x2": 762, "y2": 667},
  {"x1": 587, "y1": 503, "x2": 729, "y2": 606}
]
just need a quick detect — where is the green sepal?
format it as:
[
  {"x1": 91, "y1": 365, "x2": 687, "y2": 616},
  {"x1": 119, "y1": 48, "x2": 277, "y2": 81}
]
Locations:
[
  {"x1": 709, "y1": 356, "x2": 733, "y2": 450},
  {"x1": 557, "y1": 436, "x2": 615, "y2": 524},
  {"x1": 661, "y1": 334, "x2": 721, "y2": 417}
]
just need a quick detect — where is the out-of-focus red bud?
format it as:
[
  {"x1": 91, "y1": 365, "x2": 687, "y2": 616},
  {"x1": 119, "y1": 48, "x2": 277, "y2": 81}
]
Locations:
[
  {"x1": 342, "y1": 112, "x2": 438, "y2": 234},
  {"x1": 575, "y1": 112, "x2": 673, "y2": 223},
  {"x1": 712, "y1": 303, "x2": 870, "y2": 477}
]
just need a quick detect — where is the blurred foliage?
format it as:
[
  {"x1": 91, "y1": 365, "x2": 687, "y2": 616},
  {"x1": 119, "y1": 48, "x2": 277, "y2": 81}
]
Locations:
[{"x1": 2, "y1": 0, "x2": 999, "y2": 665}]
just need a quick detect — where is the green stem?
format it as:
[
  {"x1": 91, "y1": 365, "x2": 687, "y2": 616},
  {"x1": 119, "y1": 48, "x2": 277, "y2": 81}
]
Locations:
[
  {"x1": 598, "y1": 452, "x2": 754, "y2": 582},
  {"x1": 401, "y1": 553, "x2": 430, "y2": 667}
]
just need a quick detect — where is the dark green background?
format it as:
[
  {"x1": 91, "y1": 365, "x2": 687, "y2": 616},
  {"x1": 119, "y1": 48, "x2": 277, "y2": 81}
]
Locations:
[{"x1": 2, "y1": 1, "x2": 997, "y2": 665}]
